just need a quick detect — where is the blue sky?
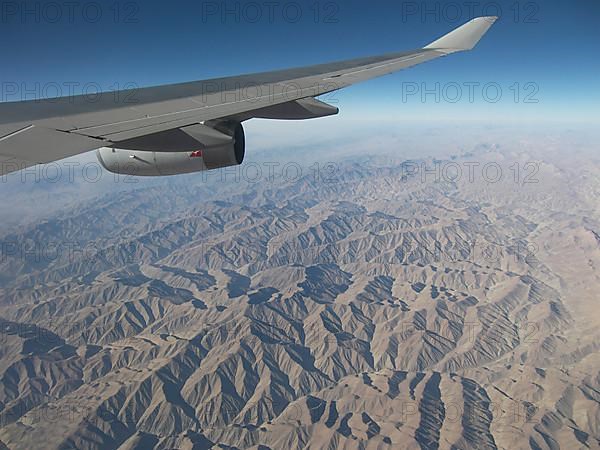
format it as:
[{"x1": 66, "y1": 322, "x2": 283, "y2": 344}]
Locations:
[{"x1": 1, "y1": 0, "x2": 599, "y2": 122}]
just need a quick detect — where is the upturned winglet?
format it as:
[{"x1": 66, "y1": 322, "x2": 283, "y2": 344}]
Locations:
[{"x1": 424, "y1": 16, "x2": 498, "y2": 53}]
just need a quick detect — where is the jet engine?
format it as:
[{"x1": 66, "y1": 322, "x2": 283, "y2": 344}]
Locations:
[{"x1": 96, "y1": 121, "x2": 245, "y2": 176}]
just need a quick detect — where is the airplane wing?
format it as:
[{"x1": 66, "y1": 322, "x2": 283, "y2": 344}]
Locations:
[{"x1": 0, "y1": 17, "x2": 497, "y2": 176}]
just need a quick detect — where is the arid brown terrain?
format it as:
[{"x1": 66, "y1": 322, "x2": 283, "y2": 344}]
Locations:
[{"x1": 0, "y1": 124, "x2": 598, "y2": 449}]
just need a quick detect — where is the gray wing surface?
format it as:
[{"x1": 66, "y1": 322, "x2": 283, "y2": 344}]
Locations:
[{"x1": 0, "y1": 17, "x2": 497, "y2": 175}]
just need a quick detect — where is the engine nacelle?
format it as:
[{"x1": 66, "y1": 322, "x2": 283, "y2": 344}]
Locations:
[{"x1": 96, "y1": 121, "x2": 245, "y2": 176}]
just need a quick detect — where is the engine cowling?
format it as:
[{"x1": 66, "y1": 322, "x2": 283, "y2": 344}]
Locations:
[{"x1": 96, "y1": 121, "x2": 245, "y2": 176}]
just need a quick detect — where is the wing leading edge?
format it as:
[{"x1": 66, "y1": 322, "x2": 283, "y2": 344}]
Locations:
[{"x1": 0, "y1": 17, "x2": 497, "y2": 176}]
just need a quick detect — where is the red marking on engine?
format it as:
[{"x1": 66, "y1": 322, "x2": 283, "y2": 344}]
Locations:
[{"x1": 190, "y1": 150, "x2": 203, "y2": 158}]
